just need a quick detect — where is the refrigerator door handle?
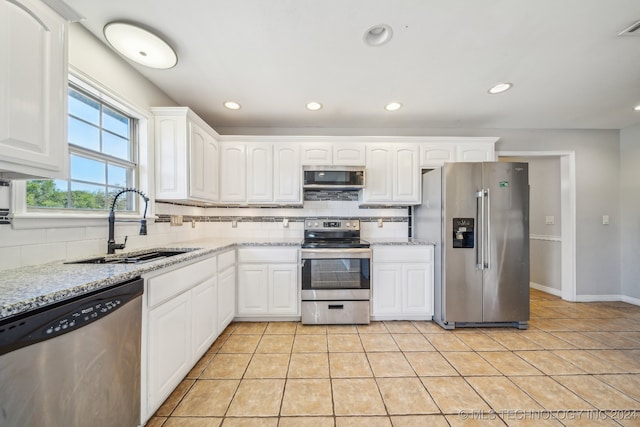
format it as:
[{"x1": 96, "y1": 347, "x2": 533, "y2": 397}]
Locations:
[
  {"x1": 476, "y1": 190, "x2": 484, "y2": 269},
  {"x1": 485, "y1": 188, "x2": 490, "y2": 269}
]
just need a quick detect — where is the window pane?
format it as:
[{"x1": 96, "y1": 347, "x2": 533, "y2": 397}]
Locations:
[
  {"x1": 70, "y1": 182, "x2": 106, "y2": 209},
  {"x1": 103, "y1": 106, "x2": 129, "y2": 138},
  {"x1": 68, "y1": 117, "x2": 100, "y2": 151},
  {"x1": 107, "y1": 164, "x2": 128, "y2": 187},
  {"x1": 102, "y1": 131, "x2": 130, "y2": 160},
  {"x1": 71, "y1": 154, "x2": 106, "y2": 184},
  {"x1": 68, "y1": 89, "x2": 99, "y2": 125},
  {"x1": 108, "y1": 187, "x2": 132, "y2": 211},
  {"x1": 26, "y1": 180, "x2": 68, "y2": 208}
]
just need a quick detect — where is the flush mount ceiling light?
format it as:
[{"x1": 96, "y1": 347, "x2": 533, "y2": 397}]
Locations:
[
  {"x1": 223, "y1": 101, "x2": 241, "y2": 110},
  {"x1": 488, "y1": 82, "x2": 513, "y2": 94},
  {"x1": 364, "y1": 24, "x2": 393, "y2": 46},
  {"x1": 104, "y1": 22, "x2": 177, "y2": 69},
  {"x1": 306, "y1": 102, "x2": 323, "y2": 111},
  {"x1": 385, "y1": 102, "x2": 402, "y2": 111}
]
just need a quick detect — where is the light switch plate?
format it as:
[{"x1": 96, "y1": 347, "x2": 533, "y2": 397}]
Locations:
[
  {"x1": 602, "y1": 215, "x2": 610, "y2": 225},
  {"x1": 545, "y1": 216, "x2": 554, "y2": 225}
]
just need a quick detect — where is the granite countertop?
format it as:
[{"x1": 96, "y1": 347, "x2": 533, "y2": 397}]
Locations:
[
  {"x1": 0, "y1": 238, "x2": 302, "y2": 321},
  {"x1": 367, "y1": 238, "x2": 435, "y2": 245}
]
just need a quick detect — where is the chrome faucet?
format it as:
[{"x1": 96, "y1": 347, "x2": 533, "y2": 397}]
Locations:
[{"x1": 107, "y1": 188, "x2": 149, "y2": 254}]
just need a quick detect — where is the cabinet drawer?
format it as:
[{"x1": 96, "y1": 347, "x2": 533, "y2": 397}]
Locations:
[
  {"x1": 147, "y1": 256, "x2": 217, "y2": 307},
  {"x1": 218, "y1": 249, "x2": 236, "y2": 271},
  {"x1": 373, "y1": 246, "x2": 433, "y2": 263},
  {"x1": 238, "y1": 247, "x2": 299, "y2": 263}
]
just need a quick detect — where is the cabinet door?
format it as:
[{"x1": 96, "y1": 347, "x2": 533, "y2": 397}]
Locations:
[
  {"x1": 394, "y1": 145, "x2": 420, "y2": 203},
  {"x1": 334, "y1": 144, "x2": 365, "y2": 165},
  {"x1": 0, "y1": 0, "x2": 68, "y2": 179},
  {"x1": 155, "y1": 115, "x2": 188, "y2": 199},
  {"x1": 189, "y1": 122, "x2": 219, "y2": 201},
  {"x1": 147, "y1": 291, "x2": 191, "y2": 412},
  {"x1": 247, "y1": 143, "x2": 273, "y2": 202},
  {"x1": 191, "y1": 276, "x2": 217, "y2": 357},
  {"x1": 220, "y1": 143, "x2": 247, "y2": 202},
  {"x1": 274, "y1": 144, "x2": 301, "y2": 203},
  {"x1": 237, "y1": 264, "x2": 269, "y2": 315},
  {"x1": 402, "y1": 264, "x2": 432, "y2": 315},
  {"x1": 268, "y1": 264, "x2": 298, "y2": 315},
  {"x1": 372, "y1": 263, "x2": 402, "y2": 315},
  {"x1": 420, "y1": 144, "x2": 455, "y2": 167},
  {"x1": 301, "y1": 144, "x2": 332, "y2": 165},
  {"x1": 362, "y1": 145, "x2": 393, "y2": 202},
  {"x1": 218, "y1": 267, "x2": 236, "y2": 332},
  {"x1": 456, "y1": 143, "x2": 495, "y2": 162}
]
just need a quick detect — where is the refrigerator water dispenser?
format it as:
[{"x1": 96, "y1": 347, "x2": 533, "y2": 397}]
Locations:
[{"x1": 453, "y1": 218, "x2": 474, "y2": 248}]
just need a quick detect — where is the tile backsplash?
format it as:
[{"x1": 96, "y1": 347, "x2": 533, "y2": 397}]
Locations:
[{"x1": 0, "y1": 200, "x2": 409, "y2": 270}]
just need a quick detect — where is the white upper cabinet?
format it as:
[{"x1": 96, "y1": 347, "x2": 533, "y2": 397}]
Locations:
[
  {"x1": 219, "y1": 142, "x2": 247, "y2": 202},
  {"x1": 420, "y1": 138, "x2": 498, "y2": 167},
  {"x1": 0, "y1": 0, "x2": 68, "y2": 179},
  {"x1": 301, "y1": 143, "x2": 364, "y2": 165},
  {"x1": 246, "y1": 143, "x2": 273, "y2": 202},
  {"x1": 361, "y1": 144, "x2": 420, "y2": 205},
  {"x1": 153, "y1": 107, "x2": 220, "y2": 203},
  {"x1": 273, "y1": 143, "x2": 301, "y2": 203},
  {"x1": 420, "y1": 144, "x2": 456, "y2": 167},
  {"x1": 220, "y1": 139, "x2": 302, "y2": 204},
  {"x1": 456, "y1": 141, "x2": 496, "y2": 162}
]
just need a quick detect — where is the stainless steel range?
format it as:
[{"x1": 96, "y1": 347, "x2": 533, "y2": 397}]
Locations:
[{"x1": 301, "y1": 219, "x2": 371, "y2": 325}]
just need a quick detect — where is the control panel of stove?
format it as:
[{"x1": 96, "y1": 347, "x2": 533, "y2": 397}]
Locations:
[{"x1": 305, "y1": 219, "x2": 360, "y2": 231}]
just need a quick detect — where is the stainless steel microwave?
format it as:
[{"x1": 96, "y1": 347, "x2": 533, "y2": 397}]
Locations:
[{"x1": 303, "y1": 165, "x2": 365, "y2": 190}]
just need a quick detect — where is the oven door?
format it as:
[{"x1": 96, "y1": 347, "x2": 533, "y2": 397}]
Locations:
[{"x1": 301, "y1": 248, "x2": 371, "y2": 300}]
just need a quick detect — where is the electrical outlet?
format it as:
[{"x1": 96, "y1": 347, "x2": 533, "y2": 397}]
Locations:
[
  {"x1": 283, "y1": 218, "x2": 289, "y2": 228},
  {"x1": 232, "y1": 219, "x2": 238, "y2": 228},
  {"x1": 377, "y1": 218, "x2": 383, "y2": 228},
  {"x1": 191, "y1": 219, "x2": 196, "y2": 228},
  {"x1": 602, "y1": 215, "x2": 610, "y2": 225}
]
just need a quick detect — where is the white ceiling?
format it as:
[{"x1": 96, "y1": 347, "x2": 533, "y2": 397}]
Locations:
[{"x1": 65, "y1": 0, "x2": 640, "y2": 131}]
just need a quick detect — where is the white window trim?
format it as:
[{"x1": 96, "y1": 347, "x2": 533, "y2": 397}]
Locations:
[{"x1": 10, "y1": 69, "x2": 154, "y2": 230}]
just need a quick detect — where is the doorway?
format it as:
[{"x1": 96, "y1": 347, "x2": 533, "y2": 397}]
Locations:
[{"x1": 497, "y1": 151, "x2": 576, "y2": 302}]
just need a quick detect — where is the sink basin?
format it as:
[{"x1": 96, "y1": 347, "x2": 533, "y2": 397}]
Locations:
[{"x1": 67, "y1": 249, "x2": 193, "y2": 265}]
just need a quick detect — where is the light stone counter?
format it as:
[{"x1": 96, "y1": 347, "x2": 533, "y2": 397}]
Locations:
[
  {"x1": 366, "y1": 238, "x2": 435, "y2": 246},
  {"x1": 0, "y1": 238, "x2": 301, "y2": 321}
]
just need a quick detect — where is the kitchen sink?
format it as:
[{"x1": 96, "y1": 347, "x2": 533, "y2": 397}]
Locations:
[{"x1": 67, "y1": 249, "x2": 194, "y2": 265}]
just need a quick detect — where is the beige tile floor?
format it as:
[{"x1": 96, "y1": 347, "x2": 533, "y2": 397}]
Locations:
[{"x1": 146, "y1": 290, "x2": 640, "y2": 426}]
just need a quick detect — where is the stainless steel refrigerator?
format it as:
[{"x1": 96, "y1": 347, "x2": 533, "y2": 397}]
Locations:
[{"x1": 414, "y1": 162, "x2": 529, "y2": 329}]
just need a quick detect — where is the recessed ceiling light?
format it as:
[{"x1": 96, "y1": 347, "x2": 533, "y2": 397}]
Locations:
[
  {"x1": 223, "y1": 101, "x2": 241, "y2": 110},
  {"x1": 385, "y1": 102, "x2": 402, "y2": 111},
  {"x1": 306, "y1": 102, "x2": 323, "y2": 111},
  {"x1": 488, "y1": 82, "x2": 513, "y2": 94},
  {"x1": 103, "y1": 22, "x2": 177, "y2": 69},
  {"x1": 634, "y1": 105, "x2": 640, "y2": 111},
  {"x1": 364, "y1": 24, "x2": 393, "y2": 46}
]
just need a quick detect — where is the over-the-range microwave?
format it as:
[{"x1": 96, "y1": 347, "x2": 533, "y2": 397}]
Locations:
[{"x1": 303, "y1": 165, "x2": 365, "y2": 190}]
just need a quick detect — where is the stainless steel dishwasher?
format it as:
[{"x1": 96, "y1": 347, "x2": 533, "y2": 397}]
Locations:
[{"x1": 0, "y1": 277, "x2": 144, "y2": 427}]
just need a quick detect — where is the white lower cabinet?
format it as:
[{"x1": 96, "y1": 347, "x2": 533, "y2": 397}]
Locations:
[
  {"x1": 237, "y1": 247, "x2": 299, "y2": 318},
  {"x1": 217, "y1": 250, "x2": 236, "y2": 331},
  {"x1": 371, "y1": 245, "x2": 434, "y2": 320},
  {"x1": 143, "y1": 255, "x2": 224, "y2": 423}
]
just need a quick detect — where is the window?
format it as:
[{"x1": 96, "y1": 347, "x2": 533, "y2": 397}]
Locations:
[{"x1": 27, "y1": 84, "x2": 138, "y2": 211}]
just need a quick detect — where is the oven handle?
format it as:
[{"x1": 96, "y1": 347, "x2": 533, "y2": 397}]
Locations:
[{"x1": 301, "y1": 248, "x2": 372, "y2": 260}]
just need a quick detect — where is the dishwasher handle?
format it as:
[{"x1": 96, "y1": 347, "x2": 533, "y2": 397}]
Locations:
[{"x1": 0, "y1": 277, "x2": 143, "y2": 356}]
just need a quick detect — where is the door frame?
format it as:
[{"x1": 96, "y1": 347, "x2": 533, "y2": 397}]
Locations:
[{"x1": 497, "y1": 151, "x2": 576, "y2": 302}]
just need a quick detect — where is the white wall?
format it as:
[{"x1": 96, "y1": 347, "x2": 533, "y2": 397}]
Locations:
[{"x1": 620, "y1": 123, "x2": 640, "y2": 300}]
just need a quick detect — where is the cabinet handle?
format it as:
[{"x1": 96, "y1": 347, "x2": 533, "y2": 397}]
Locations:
[{"x1": 328, "y1": 304, "x2": 344, "y2": 310}]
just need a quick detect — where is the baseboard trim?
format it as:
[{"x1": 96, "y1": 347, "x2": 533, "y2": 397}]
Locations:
[
  {"x1": 530, "y1": 282, "x2": 562, "y2": 297},
  {"x1": 622, "y1": 295, "x2": 640, "y2": 306}
]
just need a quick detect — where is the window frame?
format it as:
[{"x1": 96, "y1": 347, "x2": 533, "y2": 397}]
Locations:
[{"x1": 10, "y1": 72, "x2": 153, "y2": 230}]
